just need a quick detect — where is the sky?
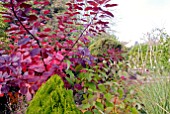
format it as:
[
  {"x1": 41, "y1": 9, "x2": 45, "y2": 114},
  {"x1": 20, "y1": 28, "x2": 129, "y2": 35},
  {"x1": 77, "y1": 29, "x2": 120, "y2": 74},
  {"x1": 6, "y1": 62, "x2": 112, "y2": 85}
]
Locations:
[{"x1": 109, "y1": 0, "x2": 170, "y2": 46}]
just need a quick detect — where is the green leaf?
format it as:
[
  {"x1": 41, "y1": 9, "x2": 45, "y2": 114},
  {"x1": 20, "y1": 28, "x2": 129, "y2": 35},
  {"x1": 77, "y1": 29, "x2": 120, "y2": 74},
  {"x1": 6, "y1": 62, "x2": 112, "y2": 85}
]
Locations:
[
  {"x1": 86, "y1": 82, "x2": 96, "y2": 91},
  {"x1": 130, "y1": 107, "x2": 139, "y2": 114},
  {"x1": 98, "y1": 84, "x2": 106, "y2": 92},
  {"x1": 95, "y1": 101, "x2": 104, "y2": 111},
  {"x1": 84, "y1": 111, "x2": 93, "y2": 114},
  {"x1": 92, "y1": 109, "x2": 100, "y2": 114},
  {"x1": 75, "y1": 64, "x2": 83, "y2": 72},
  {"x1": 118, "y1": 88, "x2": 124, "y2": 98},
  {"x1": 98, "y1": 70, "x2": 107, "y2": 77},
  {"x1": 105, "y1": 107, "x2": 113, "y2": 114},
  {"x1": 87, "y1": 73, "x2": 93, "y2": 81},
  {"x1": 82, "y1": 103, "x2": 91, "y2": 109},
  {"x1": 85, "y1": 68, "x2": 94, "y2": 72},
  {"x1": 105, "y1": 100, "x2": 113, "y2": 107},
  {"x1": 104, "y1": 93, "x2": 112, "y2": 101},
  {"x1": 66, "y1": 70, "x2": 75, "y2": 82},
  {"x1": 79, "y1": 72, "x2": 85, "y2": 79},
  {"x1": 65, "y1": 59, "x2": 71, "y2": 70},
  {"x1": 65, "y1": 77, "x2": 74, "y2": 85}
]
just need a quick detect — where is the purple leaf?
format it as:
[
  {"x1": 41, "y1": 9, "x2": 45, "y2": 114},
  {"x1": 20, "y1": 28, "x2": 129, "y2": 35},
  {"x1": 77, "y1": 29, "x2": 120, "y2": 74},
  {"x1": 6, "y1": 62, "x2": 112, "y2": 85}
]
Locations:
[
  {"x1": 74, "y1": 84, "x2": 82, "y2": 90},
  {"x1": 30, "y1": 48, "x2": 41, "y2": 57},
  {"x1": 1, "y1": 85, "x2": 9, "y2": 93},
  {"x1": 18, "y1": 38, "x2": 31, "y2": 46},
  {"x1": 31, "y1": 85, "x2": 38, "y2": 91},
  {"x1": 29, "y1": 64, "x2": 45, "y2": 73},
  {"x1": 20, "y1": 86, "x2": 28, "y2": 95},
  {"x1": 11, "y1": 55, "x2": 20, "y2": 62},
  {"x1": 0, "y1": 57, "x2": 5, "y2": 63},
  {"x1": 27, "y1": 77, "x2": 39, "y2": 83}
]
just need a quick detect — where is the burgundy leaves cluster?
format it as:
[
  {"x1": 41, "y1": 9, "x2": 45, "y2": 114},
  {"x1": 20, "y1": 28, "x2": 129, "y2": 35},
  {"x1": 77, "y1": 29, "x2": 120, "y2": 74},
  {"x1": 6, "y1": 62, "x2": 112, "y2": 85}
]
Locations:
[{"x1": 0, "y1": 0, "x2": 117, "y2": 98}]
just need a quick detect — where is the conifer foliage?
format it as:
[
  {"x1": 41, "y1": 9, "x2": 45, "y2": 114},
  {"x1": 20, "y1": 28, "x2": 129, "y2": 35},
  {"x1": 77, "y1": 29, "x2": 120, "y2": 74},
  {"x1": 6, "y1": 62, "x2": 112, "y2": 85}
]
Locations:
[{"x1": 26, "y1": 75, "x2": 81, "y2": 114}]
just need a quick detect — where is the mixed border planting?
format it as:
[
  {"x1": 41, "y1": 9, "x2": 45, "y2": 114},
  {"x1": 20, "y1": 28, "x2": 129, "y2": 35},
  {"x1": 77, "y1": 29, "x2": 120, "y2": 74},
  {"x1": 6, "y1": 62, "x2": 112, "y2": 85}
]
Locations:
[{"x1": 0, "y1": 0, "x2": 170, "y2": 114}]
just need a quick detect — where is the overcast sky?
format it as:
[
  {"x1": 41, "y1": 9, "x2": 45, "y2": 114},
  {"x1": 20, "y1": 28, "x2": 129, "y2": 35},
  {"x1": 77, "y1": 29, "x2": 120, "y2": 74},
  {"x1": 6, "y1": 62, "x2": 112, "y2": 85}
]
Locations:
[{"x1": 110, "y1": 0, "x2": 170, "y2": 46}]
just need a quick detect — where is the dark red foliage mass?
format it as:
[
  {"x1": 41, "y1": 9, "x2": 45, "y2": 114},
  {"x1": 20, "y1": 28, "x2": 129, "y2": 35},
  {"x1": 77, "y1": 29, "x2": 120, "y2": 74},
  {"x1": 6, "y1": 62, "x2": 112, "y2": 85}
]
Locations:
[{"x1": 0, "y1": 0, "x2": 117, "y2": 99}]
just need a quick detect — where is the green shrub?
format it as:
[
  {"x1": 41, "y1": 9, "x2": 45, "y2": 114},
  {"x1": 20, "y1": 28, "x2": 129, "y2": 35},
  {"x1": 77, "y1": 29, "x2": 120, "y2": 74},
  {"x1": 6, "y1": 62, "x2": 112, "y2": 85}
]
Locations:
[
  {"x1": 26, "y1": 75, "x2": 82, "y2": 114},
  {"x1": 89, "y1": 33, "x2": 124, "y2": 56}
]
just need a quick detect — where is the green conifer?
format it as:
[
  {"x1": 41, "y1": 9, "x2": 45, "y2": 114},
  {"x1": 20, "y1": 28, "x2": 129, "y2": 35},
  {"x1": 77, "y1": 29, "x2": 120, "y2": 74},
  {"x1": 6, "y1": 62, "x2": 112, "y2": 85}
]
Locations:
[{"x1": 26, "y1": 75, "x2": 82, "y2": 114}]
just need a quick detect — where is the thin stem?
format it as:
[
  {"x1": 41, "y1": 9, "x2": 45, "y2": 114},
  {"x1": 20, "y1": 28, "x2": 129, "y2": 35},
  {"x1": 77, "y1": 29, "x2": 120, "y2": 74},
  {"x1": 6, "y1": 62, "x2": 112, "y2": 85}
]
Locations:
[
  {"x1": 10, "y1": 0, "x2": 47, "y2": 71},
  {"x1": 58, "y1": 12, "x2": 99, "y2": 66},
  {"x1": 71, "y1": 12, "x2": 98, "y2": 48}
]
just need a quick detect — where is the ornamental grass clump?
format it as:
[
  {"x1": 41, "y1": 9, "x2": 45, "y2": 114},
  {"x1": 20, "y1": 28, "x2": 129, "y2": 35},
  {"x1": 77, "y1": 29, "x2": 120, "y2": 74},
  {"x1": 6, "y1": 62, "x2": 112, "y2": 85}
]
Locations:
[{"x1": 138, "y1": 75, "x2": 170, "y2": 114}]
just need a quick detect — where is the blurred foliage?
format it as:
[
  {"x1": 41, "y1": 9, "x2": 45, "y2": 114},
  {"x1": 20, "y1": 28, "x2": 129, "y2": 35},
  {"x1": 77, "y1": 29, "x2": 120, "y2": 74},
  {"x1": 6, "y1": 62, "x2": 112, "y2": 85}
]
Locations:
[
  {"x1": 68, "y1": 65, "x2": 139, "y2": 113},
  {"x1": 0, "y1": 3, "x2": 9, "y2": 49},
  {"x1": 138, "y1": 75, "x2": 170, "y2": 114},
  {"x1": 65, "y1": 52, "x2": 139, "y2": 113},
  {"x1": 26, "y1": 75, "x2": 81, "y2": 114},
  {"x1": 128, "y1": 28, "x2": 170, "y2": 74},
  {"x1": 89, "y1": 33, "x2": 126, "y2": 56}
]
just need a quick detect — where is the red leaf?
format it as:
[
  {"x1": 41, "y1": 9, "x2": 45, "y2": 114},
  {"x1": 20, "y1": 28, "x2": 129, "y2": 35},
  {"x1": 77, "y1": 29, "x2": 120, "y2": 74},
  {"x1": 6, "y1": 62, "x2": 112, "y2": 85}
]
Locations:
[
  {"x1": 84, "y1": 7, "x2": 93, "y2": 11},
  {"x1": 73, "y1": 4, "x2": 83, "y2": 10},
  {"x1": 66, "y1": 3, "x2": 72, "y2": 6},
  {"x1": 11, "y1": 36, "x2": 17, "y2": 39},
  {"x1": 6, "y1": 27, "x2": 18, "y2": 32},
  {"x1": 56, "y1": 52, "x2": 64, "y2": 61},
  {"x1": 20, "y1": 3, "x2": 32, "y2": 8},
  {"x1": 87, "y1": 1, "x2": 98, "y2": 7},
  {"x1": 3, "y1": 19, "x2": 11, "y2": 23},
  {"x1": 16, "y1": 0, "x2": 27, "y2": 3},
  {"x1": 98, "y1": 0, "x2": 111, "y2": 4},
  {"x1": 67, "y1": 21, "x2": 73, "y2": 24},
  {"x1": 43, "y1": 1, "x2": 50, "y2": 5},
  {"x1": 86, "y1": 7, "x2": 99, "y2": 12},
  {"x1": 96, "y1": 20, "x2": 109, "y2": 25},
  {"x1": 58, "y1": 25, "x2": 65, "y2": 31},
  {"x1": 104, "y1": 4, "x2": 118, "y2": 7},
  {"x1": 73, "y1": 12, "x2": 80, "y2": 15},
  {"x1": 2, "y1": 15, "x2": 12, "y2": 19},
  {"x1": 28, "y1": 15, "x2": 38, "y2": 21},
  {"x1": 101, "y1": 10, "x2": 114, "y2": 17},
  {"x1": 31, "y1": 10, "x2": 38, "y2": 13},
  {"x1": 43, "y1": 10, "x2": 50, "y2": 15},
  {"x1": 89, "y1": 28, "x2": 97, "y2": 33},
  {"x1": 90, "y1": 12, "x2": 97, "y2": 15},
  {"x1": 99, "y1": 14, "x2": 109, "y2": 18},
  {"x1": 81, "y1": 19, "x2": 87, "y2": 22},
  {"x1": 38, "y1": 34, "x2": 48, "y2": 38},
  {"x1": 43, "y1": 28, "x2": 51, "y2": 32},
  {"x1": 2, "y1": 3, "x2": 12, "y2": 8},
  {"x1": 0, "y1": 93, "x2": 4, "y2": 97},
  {"x1": 34, "y1": 1, "x2": 40, "y2": 4},
  {"x1": 77, "y1": 0, "x2": 83, "y2": 2},
  {"x1": 78, "y1": 3, "x2": 85, "y2": 6},
  {"x1": 17, "y1": 30, "x2": 26, "y2": 34},
  {"x1": 84, "y1": 14, "x2": 90, "y2": 16}
]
